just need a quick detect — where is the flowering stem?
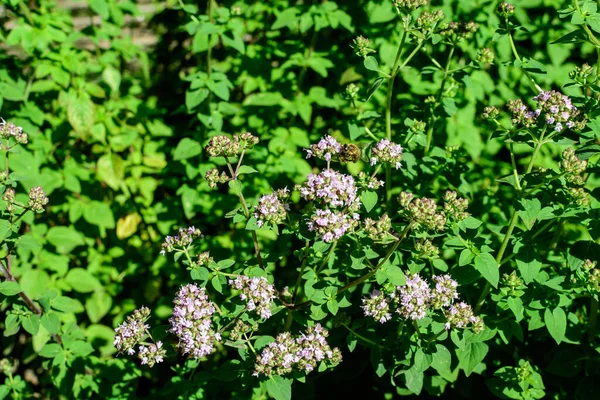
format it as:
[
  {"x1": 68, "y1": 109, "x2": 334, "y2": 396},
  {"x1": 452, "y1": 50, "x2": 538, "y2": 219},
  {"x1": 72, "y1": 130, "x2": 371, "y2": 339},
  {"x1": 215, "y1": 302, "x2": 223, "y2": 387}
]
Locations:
[
  {"x1": 244, "y1": 333, "x2": 257, "y2": 355},
  {"x1": 342, "y1": 323, "x2": 383, "y2": 348},
  {"x1": 0, "y1": 258, "x2": 63, "y2": 346},
  {"x1": 475, "y1": 134, "x2": 546, "y2": 312},
  {"x1": 505, "y1": 18, "x2": 543, "y2": 93},
  {"x1": 413, "y1": 320, "x2": 424, "y2": 341},
  {"x1": 315, "y1": 241, "x2": 338, "y2": 275},
  {"x1": 424, "y1": 45, "x2": 455, "y2": 156},
  {"x1": 508, "y1": 141, "x2": 523, "y2": 192},
  {"x1": 364, "y1": 126, "x2": 379, "y2": 141}
]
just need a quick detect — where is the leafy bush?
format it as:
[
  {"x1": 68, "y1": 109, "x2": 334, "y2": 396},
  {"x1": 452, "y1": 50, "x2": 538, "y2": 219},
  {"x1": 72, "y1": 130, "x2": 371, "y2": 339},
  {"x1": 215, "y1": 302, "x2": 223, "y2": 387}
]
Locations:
[{"x1": 1, "y1": 0, "x2": 600, "y2": 399}]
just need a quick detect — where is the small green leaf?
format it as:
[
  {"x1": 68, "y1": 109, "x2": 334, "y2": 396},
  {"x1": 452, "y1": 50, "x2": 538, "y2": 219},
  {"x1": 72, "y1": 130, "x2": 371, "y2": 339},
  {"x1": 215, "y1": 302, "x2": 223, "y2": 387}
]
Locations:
[
  {"x1": 41, "y1": 313, "x2": 60, "y2": 335},
  {"x1": 457, "y1": 342, "x2": 488, "y2": 376},
  {"x1": 361, "y1": 191, "x2": 378, "y2": 212},
  {"x1": 474, "y1": 253, "x2": 499, "y2": 288},
  {"x1": 0, "y1": 281, "x2": 21, "y2": 296},
  {"x1": 173, "y1": 138, "x2": 202, "y2": 161},
  {"x1": 518, "y1": 198, "x2": 541, "y2": 231},
  {"x1": 52, "y1": 296, "x2": 82, "y2": 313},
  {"x1": 39, "y1": 343, "x2": 62, "y2": 358},
  {"x1": 544, "y1": 307, "x2": 567, "y2": 344},
  {"x1": 364, "y1": 56, "x2": 379, "y2": 72},
  {"x1": 22, "y1": 314, "x2": 40, "y2": 335},
  {"x1": 65, "y1": 269, "x2": 102, "y2": 293}
]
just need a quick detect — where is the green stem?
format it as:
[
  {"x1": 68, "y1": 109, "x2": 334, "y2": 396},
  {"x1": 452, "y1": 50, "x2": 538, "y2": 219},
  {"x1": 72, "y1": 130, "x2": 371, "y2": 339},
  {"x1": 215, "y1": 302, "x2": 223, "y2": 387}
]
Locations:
[
  {"x1": 508, "y1": 141, "x2": 523, "y2": 192},
  {"x1": 505, "y1": 18, "x2": 543, "y2": 92},
  {"x1": 316, "y1": 240, "x2": 337, "y2": 275},
  {"x1": 475, "y1": 134, "x2": 546, "y2": 312},
  {"x1": 342, "y1": 323, "x2": 383, "y2": 348},
  {"x1": 424, "y1": 45, "x2": 454, "y2": 156},
  {"x1": 589, "y1": 297, "x2": 598, "y2": 343}
]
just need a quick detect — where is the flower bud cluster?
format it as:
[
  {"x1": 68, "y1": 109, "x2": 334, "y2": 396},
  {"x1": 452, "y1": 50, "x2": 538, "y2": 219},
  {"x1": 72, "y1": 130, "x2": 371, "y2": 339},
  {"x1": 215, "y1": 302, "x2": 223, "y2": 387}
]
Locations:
[
  {"x1": 398, "y1": 192, "x2": 447, "y2": 231},
  {"x1": 0, "y1": 119, "x2": 28, "y2": 144},
  {"x1": 191, "y1": 251, "x2": 214, "y2": 269},
  {"x1": 205, "y1": 132, "x2": 259, "y2": 157},
  {"x1": 229, "y1": 275, "x2": 277, "y2": 319},
  {"x1": 443, "y1": 191, "x2": 469, "y2": 222},
  {"x1": 568, "y1": 187, "x2": 589, "y2": 207},
  {"x1": 169, "y1": 284, "x2": 221, "y2": 359},
  {"x1": 298, "y1": 169, "x2": 359, "y2": 209},
  {"x1": 28, "y1": 186, "x2": 49, "y2": 213},
  {"x1": 2, "y1": 188, "x2": 15, "y2": 213},
  {"x1": 482, "y1": 106, "x2": 500, "y2": 120},
  {"x1": 254, "y1": 189, "x2": 290, "y2": 228},
  {"x1": 305, "y1": 135, "x2": 342, "y2": 162},
  {"x1": 361, "y1": 289, "x2": 392, "y2": 323},
  {"x1": 254, "y1": 324, "x2": 342, "y2": 376},
  {"x1": 160, "y1": 227, "x2": 203, "y2": 255},
  {"x1": 394, "y1": 0, "x2": 428, "y2": 12},
  {"x1": 345, "y1": 83, "x2": 359, "y2": 100},
  {"x1": 205, "y1": 168, "x2": 230, "y2": 188},
  {"x1": 370, "y1": 139, "x2": 403, "y2": 170},
  {"x1": 503, "y1": 271, "x2": 524, "y2": 296},
  {"x1": 477, "y1": 48, "x2": 495, "y2": 64},
  {"x1": 416, "y1": 10, "x2": 444, "y2": 33},
  {"x1": 497, "y1": 2, "x2": 515, "y2": 17},
  {"x1": 307, "y1": 209, "x2": 359, "y2": 243},
  {"x1": 414, "y1": 238, "x2": 439, "y2": 259},
  {"x1": 352, "y1": 36, "x2": 375, "y2": 58},
  {"x1": 570, "y1": 64, "x2": 594, "y2": 85},
  {"x1": 363, "y1": 214, "x2": 392, "y2": 241},
  {"x1": 0, "y1": 359, "x2": 12, "y2": 376},
  {"x1": 560, "y1": 148, "x2": 587, "y2": 186},
  {"x1": 439, "y1": 21, "x2": 478, "y2": 40},
  {"x1": 229, "y1": 319, "x2": 255, "y2": 341},
  {"x1": 508, "y1": 91, "x2": 585, "y2": 133},
  {"x1": 114, "y1": 306, "x2": 151, "y2": 356},
  {"x1": 357, "y1": 171, "x2": 384, "y2": 190}
]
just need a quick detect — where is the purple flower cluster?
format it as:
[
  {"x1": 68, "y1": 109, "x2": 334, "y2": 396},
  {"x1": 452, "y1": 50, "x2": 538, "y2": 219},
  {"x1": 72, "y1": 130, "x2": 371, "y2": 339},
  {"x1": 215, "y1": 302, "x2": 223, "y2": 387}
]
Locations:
[
  {"x1": 361, "y1": 290, "x2": 392, "y2": 323},
  {"x1": 444, "y1": 302, "x2": 483, "y2": 333},
  {"x1": 138, "y1": 341, "x2": 166, "y2": 367},
  {"x1": 0, "y1": 118, "x2": 28, "y2": 144},
  {"x1": 254, "y1": 188, "x2": 290, "y2": 228},
  {"x1": 169, "y1": 284, "x2": 221, "y2": 359},
  {"x1": 160, "y1": 227, "x2": 203, "y2": 255},
  {"x1": 229, "y1": 275, "x2": 277, "y2": 319},
  {"x1": 370, "y1": 139, "x2": 403, "y2": 170},
  {"x1": 114, "y1": 306, "x2": 151, "y2": 356},
  {"x1": 299, "y1": 169, "x2": 359, "y2": 209},
  {"x1": 305, "y1": 135, "x2": 342, "y2": 162},
  {"x1": 364, "y1": 274, "x2": 481, "y2": 331},
  {"x1": 391, "y1": 273, "x2": 432, "y2": 320},
  {"x1": 507, "y1": 91, "x2": 585, "y2": 133},
  {"x1": 307, "y1": 209, "x2": 359, "y2": 243},
  {"x1": 357, "y1": 171, "x2": 384, "y2": 190},
  {"x1": 254, "y1": 324, "x2": 342, "y2": 376}
]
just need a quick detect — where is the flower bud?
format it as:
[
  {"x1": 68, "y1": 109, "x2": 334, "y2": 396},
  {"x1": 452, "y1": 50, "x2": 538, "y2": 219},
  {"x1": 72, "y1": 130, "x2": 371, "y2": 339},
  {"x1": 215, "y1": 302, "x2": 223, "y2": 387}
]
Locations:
[
  {"x1": 477, "y1": 48, "x2": 495, "y2": 64},
  {"x1": 352, "y1": 36, "x2": 375, "y2": 58},
  {"x1": 28, "y1": 186, "x2": 49, "y2": 213},
  {"x1": 497, "y1": 2, "x2": 515, "y2": 17}
]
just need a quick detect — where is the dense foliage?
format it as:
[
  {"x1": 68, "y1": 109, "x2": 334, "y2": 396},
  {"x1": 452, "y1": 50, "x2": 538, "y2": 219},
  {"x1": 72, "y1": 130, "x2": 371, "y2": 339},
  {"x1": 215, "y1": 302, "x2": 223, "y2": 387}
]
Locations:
[{"x1": 1, "y1": 0, "x2": 600, "y2": 398}]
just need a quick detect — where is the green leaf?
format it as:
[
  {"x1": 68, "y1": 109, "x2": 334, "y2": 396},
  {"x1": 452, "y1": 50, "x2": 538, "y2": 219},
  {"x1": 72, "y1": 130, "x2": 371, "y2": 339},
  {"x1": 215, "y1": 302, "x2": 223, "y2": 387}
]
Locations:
[
  {"x1": 41, "y1": 313, "x2": 60, "y2": 335},
  {"x1": 405, "y1": 367, "x2": 424, "y2": 395},
  {"x1": 173, "y1": 138, "x2": 202, "y2": 161},
  {"x1": 366, "y1": 77, "x2": 384, "y2": 101},
  {"x1": 544, "y1": 307, "x2": 567, "y2": 344},
  {"x1": 207, "y1": 80, "x2": 230, "y2": 101},
  {"x1": 190, "y1": 267, "x2": 209, "y2": 282},
  {"x1": 237, "y1": 166, "x2": 258, "y2": 175},
  {"x1": 474, "y1": 253, "x2": 499, "y2": 288},
  {"x1": 22, "y1": 314, "x2": 40, "y2": 335},
  {"x1": 271, "y1": 8, "x2": 299, "y2": 30},
  {"x1": 364, "y1": 56, "x2": 379, "y2": 72},
  {"x1": 186, "y1": 88, "x2": 209, "y2": 111},
  {"x1": 46, "y1": 226, "x2": 84, "y2": 254},
  {"x1": 361, "y1": 191, "x2": 378, "y2": 212},
  {"x1": 68, "y1": 340, "x2": 94, "y2": 357},
  {"x1": 457, "y1": 342, "x2": 489, "y2": 376},
  {"x1": 116, "y1": 213, "x2": 142, "y2": 239},
  {"x1": 65, "y1": 268, "x2": 102, "y2": 293},
  {"x1": 0, "y1": 220, "x2": 13, "y2": 241},
  {"x1": 39, "y1": 343, "x2": 62, "y2": 358},
  {"x1": 506, "y1": 297, "x2": 524, "y2": 322},
  {"x1": 86, "y1": 290, "x2": 112, "y2": 323},
  {"x1": 83, "y1": 201, "x2": 115, "y2": 229},
  {"x1": 67, "y1": 94, "x2": 95, "y2": 133},
  {"x1": 228, "y1": 180, "x2": 243, "y2": 196},
  {"x1": 514, "y1": 241, "x2": 542, "y2": 284},
  {"x1": 96, "y1": 153, "x2": 125, "y2": 191},
  {"x1": 327, "y1": 299, "x2": 339, "y2": 315},
  {"x1": 266, "y1": 375, "x2": 292, "y2": 400},
  {"x1": 5, "y1": 314, "x2": 20, "y2": 336},
  {"x1": 90, "y1": 0, "x2": 110, "y2": 19},
  {"x1": 0, "y1": 281, "x2": 21, "y2": 296},
  {"x1": 102, "y1": 66, "x2": 121, "y2": 93},
  {"x1": 52, "y1": 296, "x2": 82, "y2": 313},
  {"x1": 518, "y1": 198, "x2": 541, "y2": 231},
  {"x1": 212, "y1": 275, "x2": 223, "y2": 294}
]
